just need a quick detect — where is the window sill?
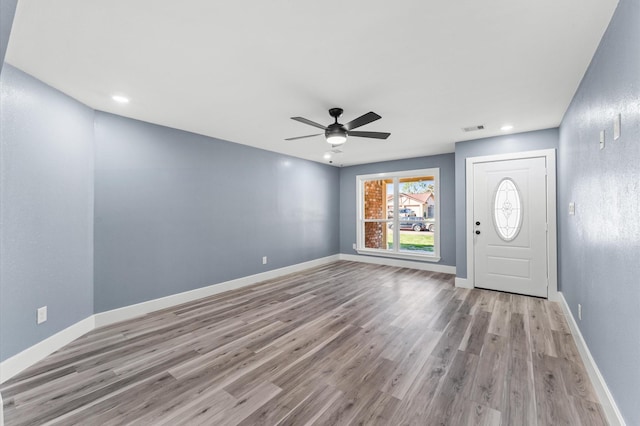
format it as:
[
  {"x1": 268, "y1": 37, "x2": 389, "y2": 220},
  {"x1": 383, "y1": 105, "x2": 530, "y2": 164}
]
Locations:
[{"x1": 355, "y1": 248, "x2": 441, "y2": 263}]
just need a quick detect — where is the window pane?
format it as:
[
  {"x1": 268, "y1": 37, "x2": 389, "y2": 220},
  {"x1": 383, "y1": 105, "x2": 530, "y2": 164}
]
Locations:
[
  {"x1": 493, "y1": 178, "x2": 522, "y2": 241},
  {"x1": 397, "y1": 176, "x2": 435, "y2": 218},
  {"x1": 364, "y1": 179, "x2": 393, "y2": 219},
  {"x1": 396, "y1": 176, "x2": 435, "y2": 254},
  {"x1": 398, "y1": 226, "x2": 434, "y2": 254},
  {"x1": 364, "y1": 222, "x2": 393, "y2": 250}
]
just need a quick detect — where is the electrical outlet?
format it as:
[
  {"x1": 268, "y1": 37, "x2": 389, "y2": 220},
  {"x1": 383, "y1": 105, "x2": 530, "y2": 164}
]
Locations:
[
  {"x1": 578, "y1": 304, "x2": 582, "y2": 321},
  {"x1": 37, "y1": 306, "x2": 47, "y2": 324},
  {"x1": 352, "y1": 243, "x2": 357, "y2": 250},
  {"x1": 262, "y1": 256, "x2": 267, "y2": 265},
  {"x1": 569, "y1": 202, "x2": 575, "y2": 216},
  {"x1": 599, "y1": 130, "x2": 605, "y2": 150}
]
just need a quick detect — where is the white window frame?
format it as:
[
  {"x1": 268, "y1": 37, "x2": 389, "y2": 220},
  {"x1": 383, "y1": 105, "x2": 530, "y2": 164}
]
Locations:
[{"x1": 356, "y1": 168, "x2": 441, "y2": 262}]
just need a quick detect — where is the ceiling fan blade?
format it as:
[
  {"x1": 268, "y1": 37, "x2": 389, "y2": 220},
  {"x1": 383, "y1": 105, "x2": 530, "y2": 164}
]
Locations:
[
  {"x1": 291, "y1": 117, "x2": 327, "y2": 130},
  {"x1": 344, "y1": 112, "x2": 381, "y2": 130},
  {"x1": 348, "y1": 131, "x2": 390, "y2": 140},
  {"x1": 285, "y1": 133, "x2": 323, "y2": 141}
]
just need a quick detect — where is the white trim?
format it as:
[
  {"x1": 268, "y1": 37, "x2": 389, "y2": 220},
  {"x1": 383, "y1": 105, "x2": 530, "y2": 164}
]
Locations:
[
  {"x1": 558, "y1": 293, "x2": 626, "y2": 426},
  {"x1": 454, "y1": 277, "x2": 473, "y2": 289},
  {"x1": 545, "y1": 150, "x2": 559, "y2": 302},
  {"x1": 0, "y1": 255, "x2": 339, "y2": 386},
  {"x1": 464, "y1": 149, "x2": 558, "y2": 300},
  {"x1": 0, "y1": 252, "x2": 450, "y2": 390},
  {"x1": 355, "y1": 248, "x2": 441, "y2": 263},
  {"x1": 0, "y1": 316, "x2": 95, "y2": 384},
  {"x1": 339, "y1": 253, "x2": 455, "y2": 274},
  {"x1": 95, "y1": 254, "x2": 340, "y2": 327},
  {"x1": 0, "y1": 391, "x2": 4, "y2": 426}
]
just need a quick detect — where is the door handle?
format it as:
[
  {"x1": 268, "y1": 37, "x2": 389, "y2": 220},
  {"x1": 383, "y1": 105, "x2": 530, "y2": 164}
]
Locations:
[{"x1": 475, "y1": 230, "x2": 481, "y2": 235}]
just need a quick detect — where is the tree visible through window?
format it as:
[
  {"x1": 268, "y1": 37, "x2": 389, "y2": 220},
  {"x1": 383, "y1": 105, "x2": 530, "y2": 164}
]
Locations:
[{"x1": 357, "y1": 168, "x2": 440, "y2": 261}]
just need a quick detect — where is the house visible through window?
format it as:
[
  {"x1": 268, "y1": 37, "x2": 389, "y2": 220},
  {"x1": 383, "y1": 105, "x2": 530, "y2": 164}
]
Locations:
[{"x1": 357, "y1": 168, "x2": 440, "y2": 261}]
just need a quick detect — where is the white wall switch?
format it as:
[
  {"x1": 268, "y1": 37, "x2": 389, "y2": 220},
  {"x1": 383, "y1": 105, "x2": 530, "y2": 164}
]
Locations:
[
  {"x1": 613, "y1": 114, "x2": 621, "y2": 140},
  {"x1": 599, "y1": 130, "x2": 605, "y2": 150},
  {"x1": 37, "y1": 306, "x2": 47, "y2": 324},
  {"x1": 569, "y1": 202, "x2": 575, "y2": 216},
  {"x1": 352, "y1": 243, "x2": 357, "y2": 250},
  {"x1": 262, "y1": 256, "x2": 267, "y2": 265}
]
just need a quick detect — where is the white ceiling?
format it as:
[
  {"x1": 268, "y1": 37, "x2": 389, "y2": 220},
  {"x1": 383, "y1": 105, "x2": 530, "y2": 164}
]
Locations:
[{"x1": 6, "y1": 0, "x2": 618, "y2": 166}]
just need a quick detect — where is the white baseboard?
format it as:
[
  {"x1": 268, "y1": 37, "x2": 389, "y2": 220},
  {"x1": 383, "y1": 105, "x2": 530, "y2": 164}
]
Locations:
[
  {"x1": 94, "y1": 255, "x2": 340, "y2": 328},
  {"x1": 338, "y1": 253, "x2": 456, "y2": 275},
  {"x1": 0, "y1": 316, "x2": 95, "y2": 385},
  {"x1": 0, "y1": 253, "x2": 452, "y2": 393},
  {"x1": 0, "y1": 255, "x2": 339, "y2": 388},
  {"x1": 453, "y1": 277, "x2": 560, "y2": 301},
  {"x1": 558, "y1": 292, "x2": 626, "y2": 426},
  {"x1": 454, "y1": 277, "x2": 473, "y2": 289}
]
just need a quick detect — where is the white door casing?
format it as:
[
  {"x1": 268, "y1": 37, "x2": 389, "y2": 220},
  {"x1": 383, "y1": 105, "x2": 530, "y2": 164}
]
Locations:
[{"x1": 463, "y1": 149, "x2": 558, "y2": 300}]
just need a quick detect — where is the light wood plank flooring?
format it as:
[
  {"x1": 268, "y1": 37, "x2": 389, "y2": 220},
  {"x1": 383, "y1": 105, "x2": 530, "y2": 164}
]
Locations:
[{"x1": 1, "y1": 261, "x2": 606, "y2": 425}]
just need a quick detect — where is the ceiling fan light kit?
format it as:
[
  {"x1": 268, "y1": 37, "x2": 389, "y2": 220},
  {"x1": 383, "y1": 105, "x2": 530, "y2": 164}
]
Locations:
[
  {"x1": 325, "y1": 127, "x2": 347, "y2": 145},
  {"x1": 286, "y1": 107, "x2": 390, "y2": 147}
]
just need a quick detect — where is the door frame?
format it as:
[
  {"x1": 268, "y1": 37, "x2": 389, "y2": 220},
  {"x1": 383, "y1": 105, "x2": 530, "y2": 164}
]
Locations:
[{"x1": 464, "y1": 149, "x2": 558, "y2": 301}]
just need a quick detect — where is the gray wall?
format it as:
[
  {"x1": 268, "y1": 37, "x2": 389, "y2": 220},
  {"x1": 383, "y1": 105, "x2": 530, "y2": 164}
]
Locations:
[
  {"x1": 0, "y1": 64, "x2": 94, "y2": 361},
  {"x1": 558, "y1": 0, "x2": 640, "y2": 423},
  {"x1": 0, "y1": 0, "x2": 18, "y2": 70},
  {"x1": 454, "y1": 128, "x2": 559, "y2": 278},
  {"x1": 339, "y1": 154, "x2": 456, "y2": 267},
  {"x1": 94, "y1": 112, "x2": 340, "y2": 312}
]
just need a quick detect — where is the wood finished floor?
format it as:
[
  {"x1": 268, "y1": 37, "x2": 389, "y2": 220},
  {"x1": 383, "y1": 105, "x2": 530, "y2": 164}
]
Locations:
[{"x1": 1, "y1": 261, "x2": 606, "y2": 426}]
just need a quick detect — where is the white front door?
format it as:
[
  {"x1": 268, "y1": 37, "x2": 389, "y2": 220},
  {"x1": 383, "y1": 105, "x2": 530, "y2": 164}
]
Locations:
[{"x1": 472, "y1": 157, "x2": 548, "y2": 297}]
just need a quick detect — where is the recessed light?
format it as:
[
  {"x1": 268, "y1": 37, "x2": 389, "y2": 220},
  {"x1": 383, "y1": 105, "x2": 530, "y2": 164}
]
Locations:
[
  {"x1": 112, "y1": 95, "x2": 130, "y2": 104},
  {"x1": 501, "y1": 125, "x2": 514, "y2": 131},
  {"x1": 323, "y1": 153, "x2": 332, "y2": 160}
]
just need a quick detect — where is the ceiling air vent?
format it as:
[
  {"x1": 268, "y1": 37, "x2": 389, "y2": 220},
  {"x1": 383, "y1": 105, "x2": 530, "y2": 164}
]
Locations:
[{"x1": 462, "y1": 125, "x2": 485, "y2": 132}]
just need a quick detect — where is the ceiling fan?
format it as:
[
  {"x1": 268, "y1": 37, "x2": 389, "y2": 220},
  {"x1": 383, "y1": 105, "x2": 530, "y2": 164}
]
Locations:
[{"x1": 285, "y1": 108, "x2": 390, "y2": 146}]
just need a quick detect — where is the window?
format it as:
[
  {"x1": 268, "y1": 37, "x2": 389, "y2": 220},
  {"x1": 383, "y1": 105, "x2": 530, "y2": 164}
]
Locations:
[
  {"x1": 493, "y1": 178, "x2": 522, "y2": 241},
  {"x1": 356, "y1": 168, "x2": 440, "y2": 261}
]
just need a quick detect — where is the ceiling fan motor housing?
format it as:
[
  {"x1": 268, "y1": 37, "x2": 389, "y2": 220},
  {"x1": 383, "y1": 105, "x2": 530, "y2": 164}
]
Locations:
[{"x1": 325, "y1": 123, "x2": 347, "y2": 145}]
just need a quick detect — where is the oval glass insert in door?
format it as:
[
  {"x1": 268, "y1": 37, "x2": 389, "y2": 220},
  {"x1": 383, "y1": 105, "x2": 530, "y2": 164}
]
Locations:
[{"x1": 493, "y1": 178, "x2": 522, "y2": 241}]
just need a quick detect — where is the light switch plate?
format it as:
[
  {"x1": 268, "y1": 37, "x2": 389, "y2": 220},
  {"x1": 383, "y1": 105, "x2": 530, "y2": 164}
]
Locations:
[
  {"x1": 578, "y1": 303, "x2": 582, "y2": 320},
  {"x1": 37, "y1": 306, "x2": 47, "y2": 324},
  {"x1": 599, "y1": 130, "x2": 605, "y2": 150},
  {"x1": 613, "y1": 114, "x2": 621, "y2": 140},
  {"x1": 569, "y1": 202, "x2": 575, "y2": 216}
]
